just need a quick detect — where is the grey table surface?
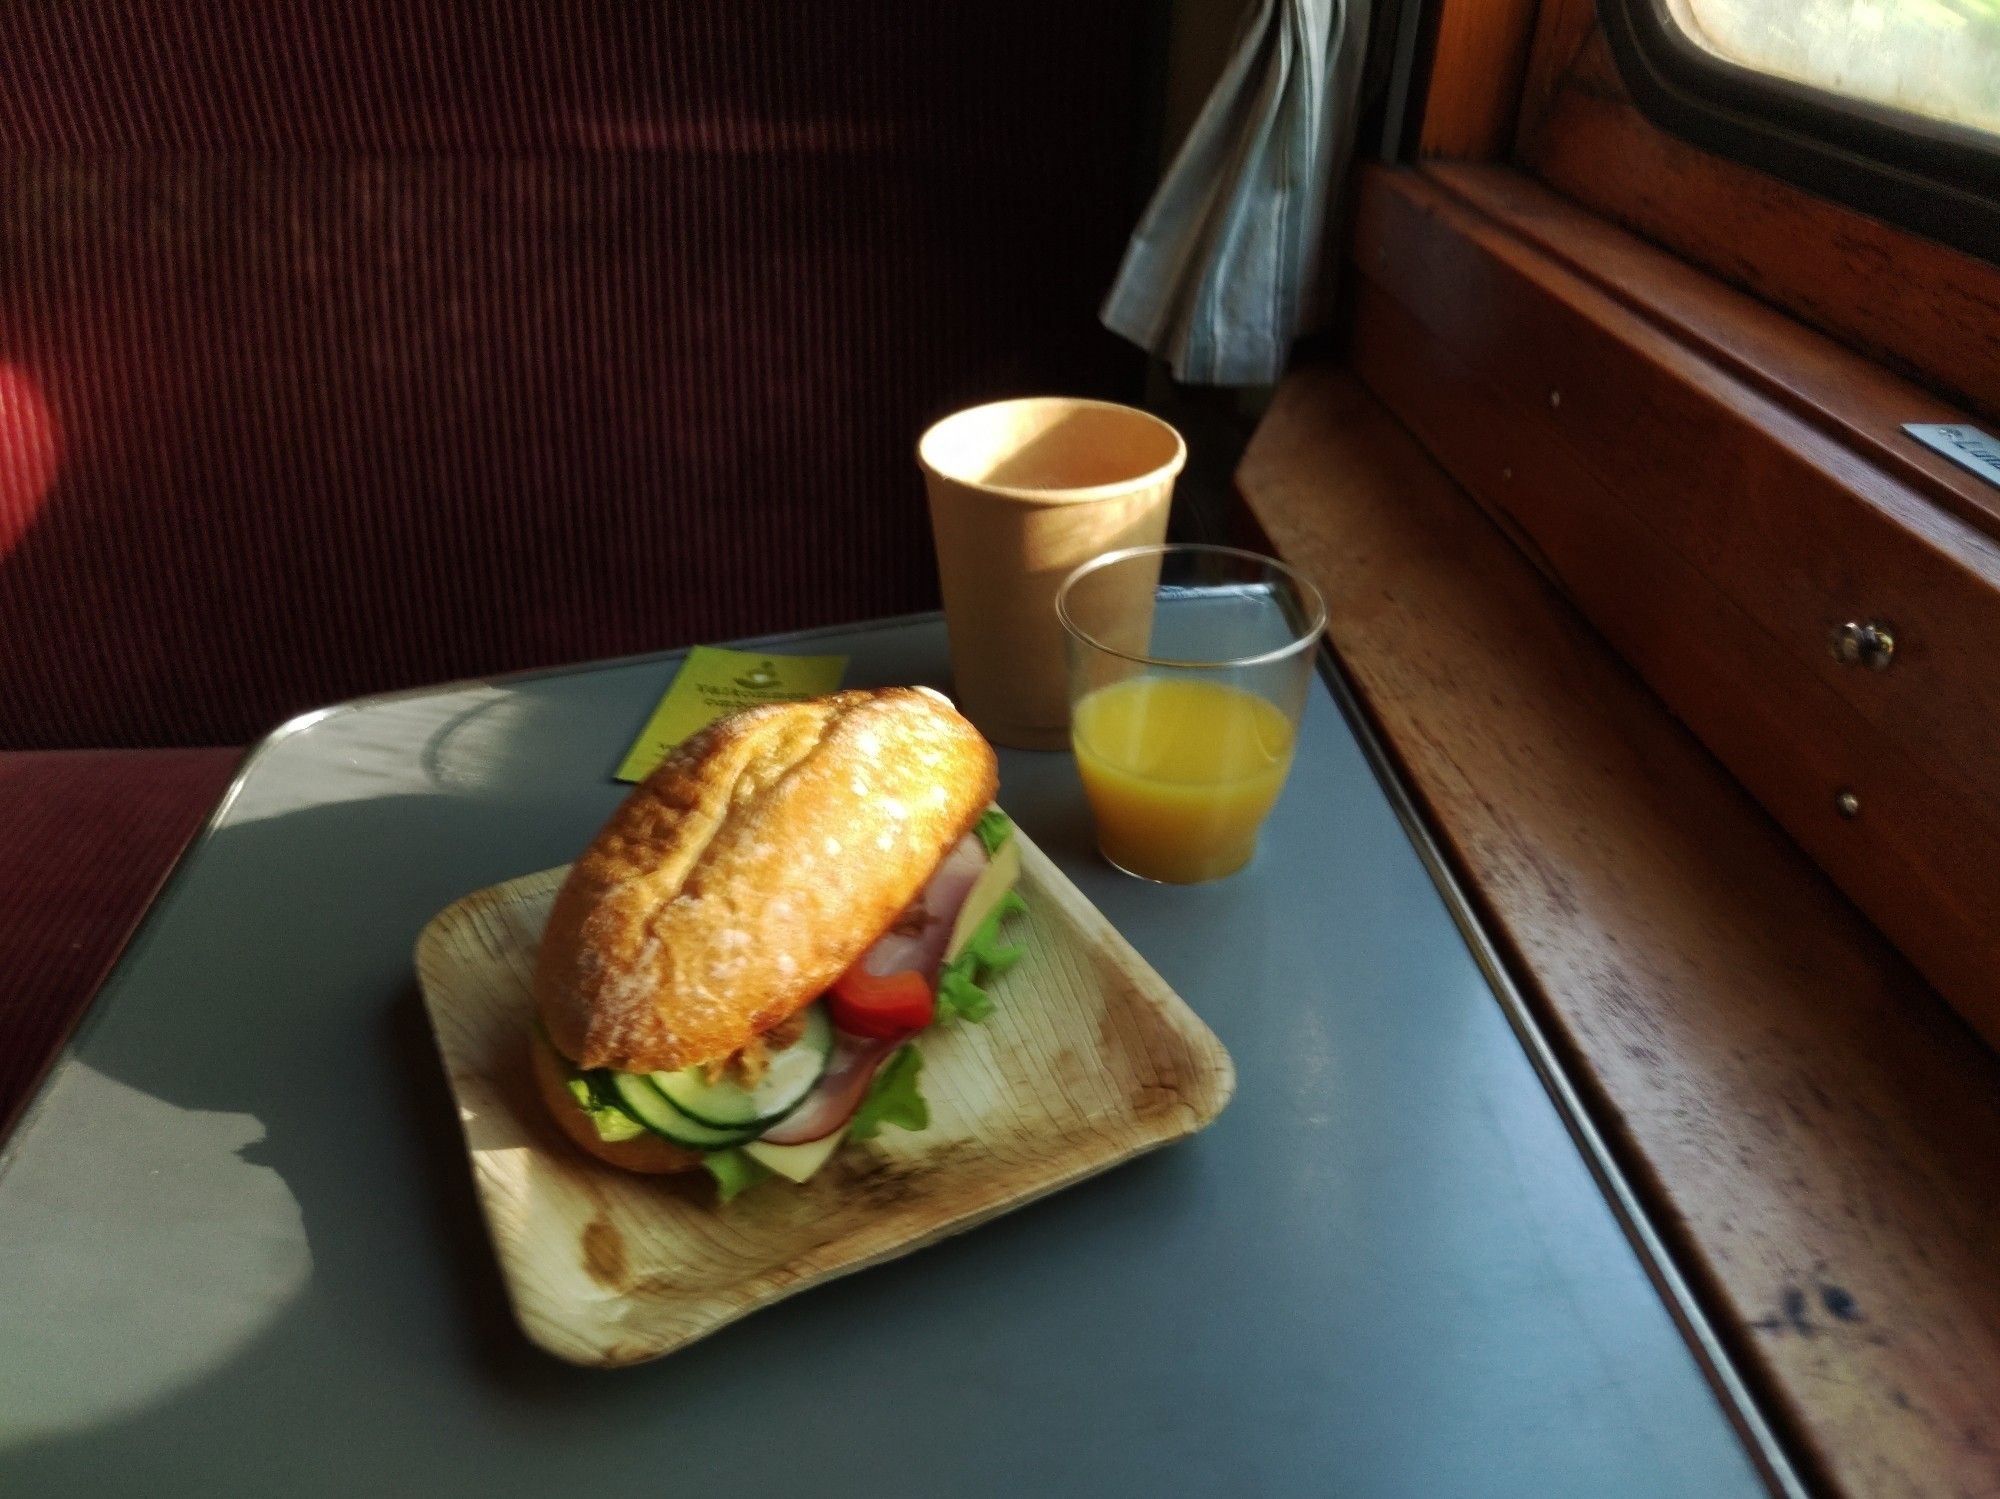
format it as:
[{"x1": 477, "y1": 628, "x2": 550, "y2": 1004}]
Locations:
[{"x1": 0, "y1": 615, "x2": 1765, "y2": 1497}]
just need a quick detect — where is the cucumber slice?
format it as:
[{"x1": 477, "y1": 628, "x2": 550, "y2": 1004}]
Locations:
[
  {"x1": 652, "y1": 1005, "x2": 834, "y2": 1129},
  {"x1": 607, "y1": 1072, "x2": 760, "y2": 1149}
]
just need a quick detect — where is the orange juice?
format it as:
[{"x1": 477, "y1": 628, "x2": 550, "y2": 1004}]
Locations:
[{"x1": 1071, "y1": 676, "x2": 1295, "y2": 883}]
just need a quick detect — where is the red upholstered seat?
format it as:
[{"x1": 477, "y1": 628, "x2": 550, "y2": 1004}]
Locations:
[
  {"x1": 0, "y1": 748, "x2": 242, "y2": 1130},
  {"x1": 0, "y1": 1, "x2": 1150, "y2": 751}
]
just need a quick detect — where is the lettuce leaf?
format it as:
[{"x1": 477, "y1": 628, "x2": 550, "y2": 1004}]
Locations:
[
  {"x1": 565, "y1": 1070, "x2": 647, "y2": 1143},
  {"x1": 702, "y1": 1147, "x2": 774, "y2": 1203},
  {"x1": 936, "y1": 963, "x2": 996, "y2": 1026},
  {"x1": 848, "y1": 1044, "x2": 929, "y2": 1141},
  {"x1": 932, "y1": 890, "x2": 1028, "y2": 1025},
  {"x1": 974, "y1": 808, "x2": 1014, "y2": 855}
]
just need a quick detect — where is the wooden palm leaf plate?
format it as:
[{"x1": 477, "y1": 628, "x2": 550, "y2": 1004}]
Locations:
[{"x1": 415, "y1": 826, "x2": 1235, "y2": 1366}]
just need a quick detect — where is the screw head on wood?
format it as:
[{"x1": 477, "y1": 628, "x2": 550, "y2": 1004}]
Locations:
[
  {"x1": 1830, "y1": 620, "x2": 1896, "y2": 671},
  {"x1": 1835, "y1": 789, "x2": 1861, "y2": 819}
]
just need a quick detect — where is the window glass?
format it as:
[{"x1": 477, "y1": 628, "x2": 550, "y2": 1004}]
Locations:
[{"x1": 1667, "y1": 0, "x2": 2000, "y2": 139}]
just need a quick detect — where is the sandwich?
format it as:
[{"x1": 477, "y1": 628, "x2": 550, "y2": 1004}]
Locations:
[{"x1": 531, "y1": 687, "x2": 1027, "y2": 1200}]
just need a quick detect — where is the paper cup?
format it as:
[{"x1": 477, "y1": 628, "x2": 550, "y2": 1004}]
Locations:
[{"x1": 919, "y1": 398, "x2": 1185, "y2": 749}]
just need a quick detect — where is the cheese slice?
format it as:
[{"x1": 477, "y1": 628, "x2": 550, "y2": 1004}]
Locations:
[
  {"x1": 944, "y1": 835, "x2": 1021, "y2": 963},
  {"x1": 744, "y1": 1128, "x2": 849, "y2": 1183}
]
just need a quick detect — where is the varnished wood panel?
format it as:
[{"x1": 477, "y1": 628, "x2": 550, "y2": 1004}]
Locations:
[
  {"x1": 1514, "y1": 0, "x2": 1595, "y2": 145},
  {"x1": 1514, "y1": 18, "x2": 2000, "y2": 426},
  {"x1": 1424, "y1": 162, "x2": 2000, "y2": 543},
  {"x1": 1416, "y1": 0, "x2": 1540, "y2": 159},
  {"x1": 1348, "y1": 165, "x2": 2000, "y2": 1050},
  {"x1": 1237, "y1": 363, "x2": 2000, "y2": 1499},
  {"x1": 1350, "y1": 278, "x2": 2000, "y2": 1041}
]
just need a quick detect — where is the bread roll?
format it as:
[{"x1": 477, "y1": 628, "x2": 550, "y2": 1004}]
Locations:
[{"x1": 535, "y1": 688, "x2": 999, "y2": 1076}]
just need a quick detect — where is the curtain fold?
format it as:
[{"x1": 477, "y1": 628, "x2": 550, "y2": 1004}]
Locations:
[{"x1": 1102, "y1": 0, "x2": 1372, "y2": 386}]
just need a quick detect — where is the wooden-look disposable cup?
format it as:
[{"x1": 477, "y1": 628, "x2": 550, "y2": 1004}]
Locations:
[{"x1": 919, "y1": 398, "x2": 1185, "y2": 749}]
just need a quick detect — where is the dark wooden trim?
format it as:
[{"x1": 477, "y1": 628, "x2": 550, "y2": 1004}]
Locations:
[
  {"x1": 1237, "y1": 363, "x2": 2000, "y2": 1499},
  {"x1": 1415, "y1": 0, "x2": 1540, "y2": 160},
  {"x1": 1598, "y1": 0, "x2": 2000, "y2": 267},
  {"x1": 1348, "y1": 162, "x2": 2000, "y2": 1054},
  {"x1": 1513, "y1": 12, "x2": 2000, "y2": 427},
  {"x1": 1423, "y1": 162, "x2": 2000, "y2": 543},
  {"x1": 1515, "y1": 0, "x2": 1595, "y2": 148}
]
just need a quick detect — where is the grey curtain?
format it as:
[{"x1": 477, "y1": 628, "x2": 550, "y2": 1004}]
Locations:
[{"x1": 1101, "y1": 0, "x2": 1372, "y2": 386}]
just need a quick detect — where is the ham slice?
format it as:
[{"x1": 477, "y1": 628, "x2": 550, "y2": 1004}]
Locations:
[
  {"x1": 857, "y1": 832, "x2": 989, "y2": 982},
  {"x1": 757, "y1": 831, "x2": 991, "y2": 1145},
  {"x1": 756, "y1": 1031, "x2": 902, "y2": 1144}
]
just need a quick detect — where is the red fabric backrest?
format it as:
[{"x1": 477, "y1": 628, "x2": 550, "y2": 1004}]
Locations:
[{"x1": 0, "y1": 3, "x2": 1148, "y2": 748}]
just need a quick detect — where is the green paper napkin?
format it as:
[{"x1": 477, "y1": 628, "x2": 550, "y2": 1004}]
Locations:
[{"x1": 615, "y1": 645, "x2": 847, "y2": 783}]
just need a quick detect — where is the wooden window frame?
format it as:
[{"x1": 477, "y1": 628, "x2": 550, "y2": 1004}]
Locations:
[
  {"x1": 1390, "y1": 0, "x2": 2000, "y2": 1068},
  {"x1": 1347, "y1": 160, "x2": 2000, "y2": 1053},
  {"x1": 1513, "y1": 0, "x2": 2000, "y2": 426},
  {"x1": 1598, "y1": 0, "x2": 2000, "y2": 266}
]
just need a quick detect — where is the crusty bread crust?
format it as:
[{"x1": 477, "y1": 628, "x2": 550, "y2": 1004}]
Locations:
[
  {"x1": 529, "y1": 1030, "x2": 703, "y2": 1175},
  {"x1": 534, "y1": 688, "x2": 998, "y2": 1074}
]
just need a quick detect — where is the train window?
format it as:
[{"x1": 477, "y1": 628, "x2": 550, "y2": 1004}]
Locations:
[
  {"x1": 1669, "y1": 0, "x2": 2000, "y2": 139},
  {"x1": 1599, "y1": 0, "x2": 2000, "y2": 264}
]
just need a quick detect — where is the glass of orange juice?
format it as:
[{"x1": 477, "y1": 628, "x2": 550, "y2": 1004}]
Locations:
[{"x1": 1057, "y1": 543, "x2": 1326, "y2": 884}]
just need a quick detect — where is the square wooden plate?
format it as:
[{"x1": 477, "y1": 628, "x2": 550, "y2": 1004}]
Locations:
[{"x1": 414, "y1": 827, "x2": 1236, "y2": 1366}]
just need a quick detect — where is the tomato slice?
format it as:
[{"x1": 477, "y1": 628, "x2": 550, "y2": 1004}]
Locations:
[{"x1": 828, "y1": 966, "x2": 935, "y2": 1038}]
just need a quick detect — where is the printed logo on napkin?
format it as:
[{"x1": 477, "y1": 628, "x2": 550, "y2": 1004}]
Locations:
[{"x1": 616, "y1": 646, "x2": 848, "y2": 782}]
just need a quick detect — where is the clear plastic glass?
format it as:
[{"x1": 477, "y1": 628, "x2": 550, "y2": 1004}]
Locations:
[{"x1": 1056, "y1": 543, "x2": 1326, "y2": 884}]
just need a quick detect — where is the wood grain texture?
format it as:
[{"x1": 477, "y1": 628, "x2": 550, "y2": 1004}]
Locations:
[
  {"x1": 1513, "y1": 0, "x2": 1595, "y2": 148},
  {"x1": 415, "y1": 829, "x2": 1235, "y2": 1367},
  {"x1": 1425, "y1": 161, "x2": 2000, "y2": 544},
  {"x1": 1237, "y1": 364, "x2": 2000, "y2": 1499},
  {"x1": 1350, "y1": 163, "x2": 2000, "y2": 1050},
  {"x1": 1416, "y1": 0, "x2": 1540, "y2": 159},
  {"x1": 1514, "y1": 17, "x2": 2000, "y2": 426}
]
